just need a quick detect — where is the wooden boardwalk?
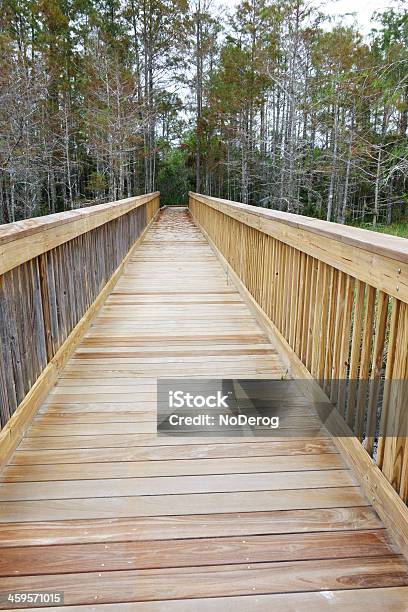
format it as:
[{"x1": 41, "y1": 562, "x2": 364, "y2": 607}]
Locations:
[{"x1": 0, "y1": 207, "x2": 408, "y2": 609}]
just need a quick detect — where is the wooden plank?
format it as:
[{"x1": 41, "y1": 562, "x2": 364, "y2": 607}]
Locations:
[
  {"x1": 0, "y1": 470, "x2": 356, "y2": 501},
  {"x1": 0, "y1": 507, "x2": 384, "y2": 548},
  {"x1": 25, "y1": 418, "x2": 321, "y2": 437},
  {"x1": 10, "y1": 439, "x2": 337, "y2": 463},
  {"x1": 0, "y1": 454, "x2": 344, "y2": 482},
  {"x1": 0, "y1": 487, "x2": 368, "y2": 522},
  {"x1": 0, "y1": 556, "x2": 407, "y2": 605},
  {"x1": 0, "y1": 530, "x2": 395, "y2": 576},
  {"x1": 18, "y1": 433, "x2": 325, "y2": 449},
  {"x1": 9, "y1": 588, "x2": 408, "y2": 612},
  {"x1": 33, "y1": 411, "x2": 158, "y2": 424}
]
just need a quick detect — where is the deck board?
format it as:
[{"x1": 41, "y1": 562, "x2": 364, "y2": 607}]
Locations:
[{"x1": 0, "y1": 207, "x2": 407, "y2": 609}]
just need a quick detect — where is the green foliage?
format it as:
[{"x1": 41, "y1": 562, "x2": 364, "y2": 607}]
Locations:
[
  {"x1": 2, "y1": 0, "x2": 408, "y2": 226},
  {"x1": 87, "y1": 171, "x2": 107, "y2": 195},
  {"x1": 353, "y1": 220, "x2": 408, "y2": 237},
  {"x1": 156, "y1": 149, "x2": 192, "y2": 206}
]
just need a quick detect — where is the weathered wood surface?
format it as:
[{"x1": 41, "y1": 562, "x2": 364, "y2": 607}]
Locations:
[
  {"x1": 0, "y1": 207, "x2": 407, "y2": 609},
  {"x1": 7, "y1": 588, "x2": 408, "y2": 612},
  {"x1": 189, "y1": 192, "x2": 408, "y2": 269},
  {"x1": 189, "y1": 193, "x2": 408, "y2": 512},
  {"x1": 0, "y1": 193, "x2": 160, "y2": 274},
  {"x1": 0, "y1": 194, "x2": 159, "y2": 429}
]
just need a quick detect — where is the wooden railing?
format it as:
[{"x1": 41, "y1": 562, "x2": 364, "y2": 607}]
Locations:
[
  {"x1": 0, "y1": 193, "x2": 160, "y2": 453},
  {"x1": 189, "y1": 191, "x2": 408, "y2": 543}
]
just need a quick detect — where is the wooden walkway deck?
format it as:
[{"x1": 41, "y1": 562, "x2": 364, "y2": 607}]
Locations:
[{"x1": 1, "y1": 207, "x2": 408, "y2": 610}]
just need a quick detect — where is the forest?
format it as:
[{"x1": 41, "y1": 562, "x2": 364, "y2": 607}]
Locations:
[{"x1": 1, "y1": 0, "x2": 408, "y2": 228}]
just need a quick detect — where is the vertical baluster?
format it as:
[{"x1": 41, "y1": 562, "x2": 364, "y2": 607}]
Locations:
[
  {"x1": 283, "y1": 247, "x2": 294, "y2": 341},
  {"x1": 355, "y1": 285, "x2": 376, "y2": 438},
  {"x1": 0, "y1": 273, "x2": 17, "y2": 422},
  {"x1": 381, "y1": 302, "x2": 408, "y2": 501},
  {"x1": 289, "y1": 249, "x2": 300, "y2": 350},
  {"x1": 294, "y1": 252, "x2": 306, "y2": 357},
  {"x1": 365, "y1": 291, "x2": 389, "y2": 456},
  {"x1": 305, "y1": 258, "x2": 318, "y2": 371},
  {"x1": 329, "y1": 272, "x2": 346, "y2": 405},
  {"x1": 316, "y1": 263, "x2": 330, "y2": 384},
  {"x1": 311, "y1": 261, "x2": 325, "y2": 379},
  {"x1": 337, "y1": 276, "x2": 355, "y2": 416},
  {"x1": 377, "y1": 298, "x2": 400, "y2": 468},
  {"x1": 267, "y1": 237, "x2": 277, "y2": 322},
  {"x1": 323, "y1": 268, "x2": 338, "y2": 396},
  {"x1": 300, "y1": 255, "x2": 312, "y2": 364},
  {"x1": 346, "y1": 280, "x2": 366, "y2": 430}
]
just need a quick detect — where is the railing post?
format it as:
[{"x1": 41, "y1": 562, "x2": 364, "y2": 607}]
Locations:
[
  {"x1": 188, "y1": 191, "x2": 408, "y2": 520},
  {"x1": 0, "y1": 192, "x2": 160, "y2": 461}
]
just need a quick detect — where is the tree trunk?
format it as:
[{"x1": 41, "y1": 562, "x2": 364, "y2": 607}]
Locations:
[
  {"x1": 373, "y1": 145, "x2": 382, "y2": 227},
  {"x1": 339, "y1": 109, "x2": 354, "y2": 224},
  {"x1": 327, "y1": 103, "x2": 338, "y2": 222},
  {"x1": 195, "y1": 0, "x2": 202, "y2": 192}
]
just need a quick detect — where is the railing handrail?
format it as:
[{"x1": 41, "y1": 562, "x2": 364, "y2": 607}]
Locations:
[
  {"x1": 189, "y1": 191, "x2": 408, "y2": 554},
  {"x1": 190, "y1": 192, "x2": 408, "y2": 264},
  {"x1": 190, "y1": 192, "x2": 408, "y2": 304},
  {"x1": 0, "y1": 192, "x2": 160, "y2": 275},
  {"x1": 0, "y1": 192, "x2": 160, "y2": 462}
]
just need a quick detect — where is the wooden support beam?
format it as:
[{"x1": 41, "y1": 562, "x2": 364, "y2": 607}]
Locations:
[
  {"x1": 189, "y1": 192, "x2": 408, "y2": 303},
  {"x1": 0, "y1": 193, "x2": 159, "y2": 275},
  {"x1": 192, "y1": 209, "x2": 408, "y2": 561},
  {"x1": 0, "y1": 209, "x2": 159, "y2": 468}
]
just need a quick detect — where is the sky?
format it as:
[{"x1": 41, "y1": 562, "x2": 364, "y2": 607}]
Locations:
[
  {"x1": 312, "y1": 0, "x2": 392, "y2": 34},
  {"x1": 218, "y1": 0, "x2": 396, "y2": 36}
]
